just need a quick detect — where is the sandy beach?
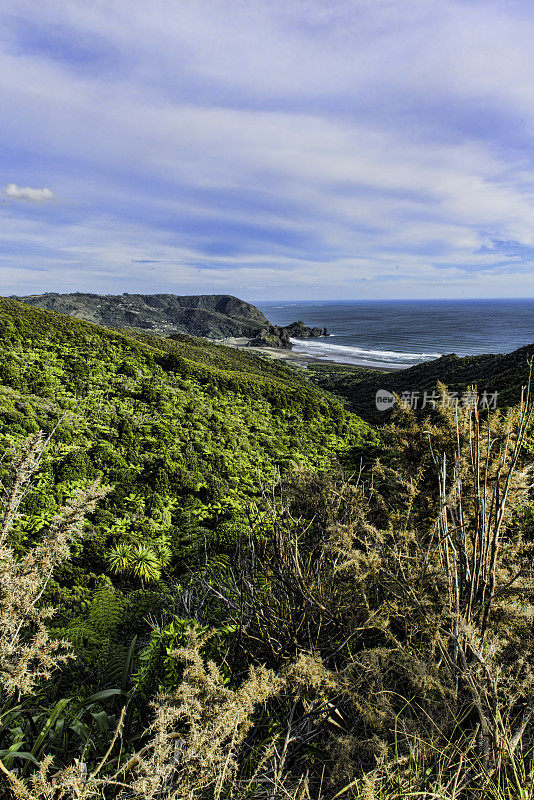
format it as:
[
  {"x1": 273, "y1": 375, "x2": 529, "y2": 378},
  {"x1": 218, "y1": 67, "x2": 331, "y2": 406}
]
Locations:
[{"x1": 214, "y1": 338, "x2": 397, "y2": 372}]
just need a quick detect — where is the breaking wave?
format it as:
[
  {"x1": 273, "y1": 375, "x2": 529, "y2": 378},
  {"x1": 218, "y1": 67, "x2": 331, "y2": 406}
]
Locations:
[{"x1": 290, "y1": 338, "x2": 442, "y2": 369}]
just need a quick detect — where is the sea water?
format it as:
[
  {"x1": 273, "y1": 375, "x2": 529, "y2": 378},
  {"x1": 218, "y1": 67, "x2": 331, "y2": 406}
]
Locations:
[{"x1": 257, "y1": 299, "x2": 534, "y2": 369}]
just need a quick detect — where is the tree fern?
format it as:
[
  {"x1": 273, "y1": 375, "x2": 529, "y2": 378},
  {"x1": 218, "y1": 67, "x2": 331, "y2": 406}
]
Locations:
[{"x1": 107, "y1": 541, "x2": 167, "y2": 583}]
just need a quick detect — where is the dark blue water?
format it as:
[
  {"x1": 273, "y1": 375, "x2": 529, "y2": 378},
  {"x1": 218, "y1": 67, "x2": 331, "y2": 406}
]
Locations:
[{"x1": 256, "y1": 299, "x2": 534, "y2": 369}]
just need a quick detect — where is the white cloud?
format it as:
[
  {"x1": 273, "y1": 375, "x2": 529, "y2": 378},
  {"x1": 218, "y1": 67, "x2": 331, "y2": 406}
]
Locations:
[
  {"x1": 4, "y1": 183, "x2": 55, "y2": 203},
  {"x1": 1, "y1": 0, "x2": 534, "y2": 298}
]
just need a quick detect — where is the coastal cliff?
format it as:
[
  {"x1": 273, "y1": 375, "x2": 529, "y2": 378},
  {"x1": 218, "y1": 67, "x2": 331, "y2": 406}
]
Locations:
[
  {"x1": 13, "y1": 292, "x2": 271, "y2": 340},
  {"x1": 13, "y1": 292, "x2": 328, "y2": 348}
]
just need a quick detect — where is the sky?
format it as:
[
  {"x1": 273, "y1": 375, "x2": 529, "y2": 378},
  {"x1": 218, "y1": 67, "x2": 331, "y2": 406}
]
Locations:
[{"x1": 2, "y1": 0, "x2": 534, "y2": 302}]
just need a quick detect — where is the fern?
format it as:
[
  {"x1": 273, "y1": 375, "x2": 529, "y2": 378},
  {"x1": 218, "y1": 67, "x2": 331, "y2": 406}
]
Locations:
[
  {"x1": 65, "y1": 585, "x2": 124, "y2": 648},
  {"x1": 88, "y1": 586, "x2": 124, "y2": 637}
]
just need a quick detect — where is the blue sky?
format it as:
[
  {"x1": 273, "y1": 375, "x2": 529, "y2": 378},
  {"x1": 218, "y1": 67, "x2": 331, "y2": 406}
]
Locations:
[{"x1": 2, "y1": 0, "x2": 534, "y2": 301}]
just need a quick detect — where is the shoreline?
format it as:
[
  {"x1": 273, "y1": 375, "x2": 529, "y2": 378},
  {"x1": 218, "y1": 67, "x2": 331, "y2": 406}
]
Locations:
[{"x1": 214, "y1": 337, "x2": 398, "y2": 372}]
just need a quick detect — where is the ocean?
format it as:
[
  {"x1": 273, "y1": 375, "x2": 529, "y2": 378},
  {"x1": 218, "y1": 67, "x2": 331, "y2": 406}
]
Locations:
[{"x1": 256, "y1": 299, "x2": 534, "y2": 369}]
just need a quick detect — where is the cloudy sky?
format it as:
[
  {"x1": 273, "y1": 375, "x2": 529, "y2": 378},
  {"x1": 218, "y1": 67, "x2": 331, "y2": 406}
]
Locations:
[{"x1": 2, "y1": 0, "x2": 534, "y2": 301}]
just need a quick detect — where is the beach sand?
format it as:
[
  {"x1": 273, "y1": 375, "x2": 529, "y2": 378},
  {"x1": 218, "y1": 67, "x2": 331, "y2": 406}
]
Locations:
[{"x1": 214, "y1": 338, "x2": 397, "y2": 372}]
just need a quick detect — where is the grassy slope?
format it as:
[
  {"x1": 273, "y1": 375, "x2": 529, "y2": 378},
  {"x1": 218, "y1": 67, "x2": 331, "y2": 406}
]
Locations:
[{"x1": 0, "y1": 297, "x2": 376, "y2": 617}]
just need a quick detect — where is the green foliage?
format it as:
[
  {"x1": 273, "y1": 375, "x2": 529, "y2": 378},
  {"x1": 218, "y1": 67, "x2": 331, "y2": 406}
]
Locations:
[
  {"x1": 311, "y1": 346, "x2": 534, "y2": 421},
  {"x1": 1, "y1": 330, "x2": 534, "y2": 797},
  {"x1": 0, "y1": 688, "x2": 127, "y2": 772},
  {"x1": 0, "y1": 296, "x2": 376, "y2": 701},
  {"x1": 136, "y1": 616, "x2": 235, "y2": 696},
  {"x1": 0, "y1": 298, "x2": 375, "y2": 602},
  {"x1": 108, "y1": 541, "x2": 168, "y2": 582},
  {"x1": 65, "y1": 584, "x2": 125, "y2": 647}
]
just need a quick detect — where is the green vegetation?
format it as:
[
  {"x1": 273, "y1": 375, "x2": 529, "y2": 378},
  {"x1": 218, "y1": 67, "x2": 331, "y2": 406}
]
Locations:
[
  {"x1": 310, "y1": 347, "x2": 534, "y2": 421},
  {"x1": 0, "y1": 296, "x2": 372, "y2": 606},
  {"x1": 1, "y1": 297, "x2": 534, "y2": 800},
  {"x1": 305, "y1": 362, "x2": 386, "y2": 397}
]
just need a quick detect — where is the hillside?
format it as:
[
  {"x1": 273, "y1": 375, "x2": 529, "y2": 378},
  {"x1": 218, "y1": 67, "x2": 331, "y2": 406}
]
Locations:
[
  {"x1": 309, "y1": 344, "x2": 534, "y2": 420},
  {"x1": 13, "y1": 292, "x2": 332, "y2": 349},
  {"x1": 0, "y1": 297, "x2": 375, "y2": 621},
  {"x1": 2, "y1": 296, "x2": 534, "y2": 798},
  {"x1": 12, "y1": 292, "x2": 272, "y2": 339}
]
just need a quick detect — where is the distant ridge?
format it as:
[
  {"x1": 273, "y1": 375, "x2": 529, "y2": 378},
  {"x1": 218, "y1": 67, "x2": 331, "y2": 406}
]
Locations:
[
  {"x1": 12, "y1": 292, "x2": 329, "y2": 347},
  {"x1": 12, "y1": 292, "x2": 271, "y2": 339},
  {"x1": 312, "y1": 345, "x2": 534, "y2": 421}
]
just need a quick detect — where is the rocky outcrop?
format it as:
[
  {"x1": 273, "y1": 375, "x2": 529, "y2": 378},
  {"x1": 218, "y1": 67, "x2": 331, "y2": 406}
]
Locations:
[
  {"x1": 280, "y1": 321, "x2": 328, "y2": 339},
  {"x1": 247, "y1": 321, "x2": 329, "y2": 349},
  {"x1": 247, "y1": 325, "x2": 293, "y2": 349}
]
